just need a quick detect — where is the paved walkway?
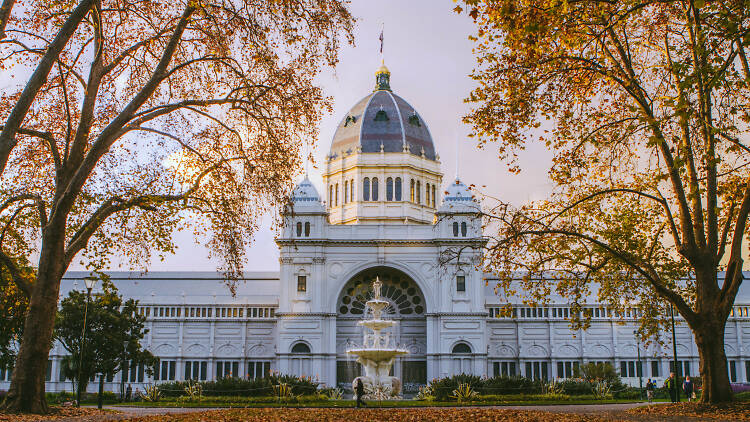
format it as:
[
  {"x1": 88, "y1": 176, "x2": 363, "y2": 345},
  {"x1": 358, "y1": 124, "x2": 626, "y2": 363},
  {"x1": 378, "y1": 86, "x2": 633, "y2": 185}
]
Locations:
[
  {"x1": 102, "y1": 402, "x2": 656, "y2": 418},
  {"x1": 487, "y1": 402, "x2": 654, "y2": 413}
]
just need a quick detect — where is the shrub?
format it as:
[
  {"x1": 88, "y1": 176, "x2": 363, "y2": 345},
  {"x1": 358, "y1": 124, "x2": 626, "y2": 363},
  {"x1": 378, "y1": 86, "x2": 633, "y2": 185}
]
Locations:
[
  {"x1": 591, "y1": 381, "x2": 613, "y2": 399},
  {"x1": 613, "y1": 387, "x2": 642, "y2": 400},
  {"x1": 91, "y1": 391, "x2": 119, "y2": 403},
  {"x1": 272, "y1": 382, "x2": 296, "y2": 402},
  {"x1": 46, "y1": 391, "x2": 76, "y2": 404},
  {"x1": 155, "y1": 373, "x2": 318, "y2": 398},
  {"x1": 556, "y1": 379, "x2": 594, "y2": 396},
  {"x1": 140, "y1": 385, "x2": 161, "y2": 402},
  {"x1": 429, "y1": 374, "x2": 483, "y2": 401},
  {"x1": 480, "y1": 376, "x2": 542, "y2": 395},
  {"x1": 450, "y1": 383, "x2": 479, "y2": 402},
  {"x1": 317, "y1": 387, "x2": 343, "y2": 400},
  {"x1": 414, "y1": 385, "x2": 435, "y2": 401}
]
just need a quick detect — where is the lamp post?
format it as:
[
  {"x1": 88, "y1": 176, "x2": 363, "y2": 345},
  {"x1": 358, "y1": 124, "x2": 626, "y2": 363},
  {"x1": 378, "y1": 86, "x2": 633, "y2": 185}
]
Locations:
[
  {"x1": 634, "y1": 330, "x2": 643, "y2": 399},
  {"x1": 76, "y1": 277, "x2": 97, "y2": 407},
  {"x1": 670, "y1": 304, "x2": 680, "y2": 403}
]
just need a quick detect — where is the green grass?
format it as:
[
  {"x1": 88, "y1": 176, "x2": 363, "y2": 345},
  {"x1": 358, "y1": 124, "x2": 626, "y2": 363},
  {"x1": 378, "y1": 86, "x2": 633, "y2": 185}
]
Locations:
[{"x1": 114, "y1": 397, "x2": 647, "y2": 408}]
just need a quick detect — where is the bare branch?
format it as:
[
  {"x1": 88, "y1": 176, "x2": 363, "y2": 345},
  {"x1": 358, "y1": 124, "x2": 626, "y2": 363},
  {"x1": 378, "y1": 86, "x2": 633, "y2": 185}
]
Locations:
[{"x1": 0, "y1": 0, "x2": 95, "y2": 174}]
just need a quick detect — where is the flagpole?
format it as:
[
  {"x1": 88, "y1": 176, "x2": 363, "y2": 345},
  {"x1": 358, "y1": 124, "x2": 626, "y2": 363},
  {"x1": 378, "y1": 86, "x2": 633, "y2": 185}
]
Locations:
[{"x1": 379, "y1": 22, "x2": 384, "y2": 64}]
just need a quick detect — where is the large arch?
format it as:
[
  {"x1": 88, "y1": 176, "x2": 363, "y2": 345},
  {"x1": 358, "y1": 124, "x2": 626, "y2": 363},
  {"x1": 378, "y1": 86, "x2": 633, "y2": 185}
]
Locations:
[
  {"x1": 335, "y1": 266, "x2": 427, "y2": 391},
  {"x1": 328, "y1": 261, "x2": 434, "y2": 315}
]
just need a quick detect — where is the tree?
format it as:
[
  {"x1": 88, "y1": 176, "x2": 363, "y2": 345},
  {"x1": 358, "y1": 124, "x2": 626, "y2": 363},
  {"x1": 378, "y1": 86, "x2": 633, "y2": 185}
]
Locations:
[
  {"x1": 0, "y1": 257, "x2": 32, "y2": 369},
  {"x1": 54, "y1": 279, "x2": 155, "y2": 408},
  {"x1": 0, "y1": 0, "x2": 353, "y2": 412},
  {"x1": 574, "y1": 362, "x2": 620, "y2": 385},
  {"x1": 460, "y1": 0, "x2": 750, "y2": 403}
]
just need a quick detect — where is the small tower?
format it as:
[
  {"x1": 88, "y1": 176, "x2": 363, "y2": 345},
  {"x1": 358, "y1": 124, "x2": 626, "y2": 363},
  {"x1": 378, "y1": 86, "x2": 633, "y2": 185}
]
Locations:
[
  {"x1": 374, "y1": 61, "x2": 391, "y2": 91},
  {"x1": 436, "y1": 178, "x2": 481, "y2": 239},
  {"x1": 282, "y1": 177, "x2": 326, "y2": 239}
]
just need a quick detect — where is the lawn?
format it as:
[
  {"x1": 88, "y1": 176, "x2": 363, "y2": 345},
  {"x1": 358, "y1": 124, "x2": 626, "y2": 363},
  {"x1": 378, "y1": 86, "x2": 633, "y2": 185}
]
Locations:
[{"x1": 116, "y1": 397, "x2": 646, "y2": 408}]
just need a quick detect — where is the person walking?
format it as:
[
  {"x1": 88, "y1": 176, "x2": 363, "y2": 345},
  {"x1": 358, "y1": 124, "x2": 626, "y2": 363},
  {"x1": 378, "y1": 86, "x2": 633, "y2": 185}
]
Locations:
[
  {"x1": 665, "y1": 372, "x2": 677, "y2": 403},
  {"x1": 683, "y1": 376, "x2": 694, "y2": 402},
  {"x1": 354, "y1": 378, "x2": 366, "y2": 408},
  {"x1": 645, "y1": 378, "x2": 655, "y2": 404},
  {"x1": 125, "y1": 384, "x2": 132, "y2": 402}
]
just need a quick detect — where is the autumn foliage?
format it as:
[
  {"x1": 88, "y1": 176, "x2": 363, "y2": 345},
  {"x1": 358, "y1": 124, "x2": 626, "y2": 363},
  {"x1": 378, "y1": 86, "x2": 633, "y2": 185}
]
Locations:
[
  {"x1": 460, "y1": 0, "x2": 750, "y2": 403},
  {"x1": 0, "y1": 0, "x2": 353, "y2": 413}
]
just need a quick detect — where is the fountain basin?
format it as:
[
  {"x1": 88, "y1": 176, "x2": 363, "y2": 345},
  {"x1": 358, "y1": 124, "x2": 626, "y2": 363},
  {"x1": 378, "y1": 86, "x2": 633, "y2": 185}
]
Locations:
[
  {"x1": 346, "y1": 348, "x2": 408, "y2": 361},
  {"x1": 357, "y1": 319, "x2": 397, "y2": 331}
]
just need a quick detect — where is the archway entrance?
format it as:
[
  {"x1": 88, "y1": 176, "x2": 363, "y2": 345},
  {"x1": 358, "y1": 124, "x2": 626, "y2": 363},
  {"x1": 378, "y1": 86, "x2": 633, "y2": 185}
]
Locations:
[{"x1": 335, "y1": 266, "x2": 427, "y2": 391}]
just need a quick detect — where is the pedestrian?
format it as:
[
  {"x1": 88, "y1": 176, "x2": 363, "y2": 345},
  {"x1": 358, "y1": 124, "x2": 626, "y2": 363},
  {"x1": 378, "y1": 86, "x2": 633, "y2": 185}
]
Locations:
[
  {"x1": 134, "y1": 387, "x2": 140, "y2": 402},
  {"x1": 645, "y1": 378, "x2": 655, "y2": 404},
  {"x1": 683, "y1": 376, "x2": 694, "y2": 402},
  {"x1": 664, "y1": 372, "x2": 677, "y2": 403},
  {"x1": 354, "y1": 378, "x2": 366, "y2": 408},
  {"x1": 125, "y1": 384, "x2": 132, "y2": 402}
]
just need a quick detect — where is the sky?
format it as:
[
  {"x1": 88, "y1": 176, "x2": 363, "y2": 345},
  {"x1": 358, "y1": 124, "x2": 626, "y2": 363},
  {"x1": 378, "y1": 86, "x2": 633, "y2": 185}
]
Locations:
[{"x1": 75, "y1": 0, "x2": 556, "y2": 272}]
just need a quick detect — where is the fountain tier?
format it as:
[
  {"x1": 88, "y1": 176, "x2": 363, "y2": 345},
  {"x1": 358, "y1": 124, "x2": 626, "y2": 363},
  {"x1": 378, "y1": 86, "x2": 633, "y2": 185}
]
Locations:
[{"x1": 346, "y1": 276, "x2": 408, "y2": 399}]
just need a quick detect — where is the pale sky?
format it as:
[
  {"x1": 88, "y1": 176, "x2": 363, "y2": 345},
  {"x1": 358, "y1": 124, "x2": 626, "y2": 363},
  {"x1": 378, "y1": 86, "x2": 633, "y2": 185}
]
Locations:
[{"x1": 73, "y1": 0, "x2": 556, "y2": 272}]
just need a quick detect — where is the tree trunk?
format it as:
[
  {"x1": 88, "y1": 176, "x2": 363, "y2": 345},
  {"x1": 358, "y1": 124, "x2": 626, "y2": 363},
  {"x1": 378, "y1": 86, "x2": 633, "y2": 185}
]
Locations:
[
  {"x1": 695, "y1": 319, "x2": 733, "y2": 403},
  {"x1": 1, "y1": 230, "x2": 66, "y2": 413}
]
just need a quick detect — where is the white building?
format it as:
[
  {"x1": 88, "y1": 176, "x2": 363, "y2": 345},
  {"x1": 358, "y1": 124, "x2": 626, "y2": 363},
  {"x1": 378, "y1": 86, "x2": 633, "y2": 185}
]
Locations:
[{"x1": 3, "y1": 64, "x2": 750, "y2": 394}]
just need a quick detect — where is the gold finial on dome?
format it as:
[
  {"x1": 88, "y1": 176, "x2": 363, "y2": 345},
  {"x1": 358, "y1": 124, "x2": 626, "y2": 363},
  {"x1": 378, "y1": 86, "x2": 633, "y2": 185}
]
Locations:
[{"x1": 375, "y1": 60, "x2": 390, "y2": 75}]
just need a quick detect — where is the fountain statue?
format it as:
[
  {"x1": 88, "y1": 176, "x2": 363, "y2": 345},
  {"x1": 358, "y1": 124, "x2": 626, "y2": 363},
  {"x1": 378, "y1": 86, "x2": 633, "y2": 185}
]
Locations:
[{"x1": 346, "y1": 277, "x2": 408, "y2": 399}]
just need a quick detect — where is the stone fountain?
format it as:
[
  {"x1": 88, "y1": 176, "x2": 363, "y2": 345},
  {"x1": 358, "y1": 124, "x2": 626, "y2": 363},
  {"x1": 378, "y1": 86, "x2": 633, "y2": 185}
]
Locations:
[{"x1": 346, "y1": 277, "x2": 408, "y2": 399}]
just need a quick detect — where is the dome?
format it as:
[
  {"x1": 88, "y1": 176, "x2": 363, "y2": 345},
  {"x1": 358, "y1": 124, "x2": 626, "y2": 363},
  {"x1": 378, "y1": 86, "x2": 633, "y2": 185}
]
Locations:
[
  {"x1": 288, "y1": 177, "x2": 324, "y2": 213},
  {"x1": 329, "y1": 68, "x2": 437, "y2": 161},
  {"x1": 439, "y1": 178, "x2": 480, "y2": 213}
]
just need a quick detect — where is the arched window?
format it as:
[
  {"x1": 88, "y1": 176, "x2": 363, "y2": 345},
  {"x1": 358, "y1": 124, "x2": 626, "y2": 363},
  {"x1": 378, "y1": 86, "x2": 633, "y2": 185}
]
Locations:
[
  {"x1": 453, "y1": 222, "x2": 459, "y2": 237},
  {"x1": 461, "y1": 222, "x2": 467, "y2": 237},
  {"x1": 350, "y1": 179, "x2": 354, "y2": 202},
  {"x1": 372, "y1": 177, "x2": 379, "y2": 201},
  {"x1": 395, "y1": 178, "x2": 402, "y2": 201},
  {"x1": 329, "y1": 185, "x2": 333, "y2": 206},
  {"x1": 410, "y1": 179, "x2": 415, "y2": 202},
  {"x1": 386, "y1": 177, "x2": 393, "y2": 201},
  {"x1": 363, "y1": 178, "x2": 370, "y2": 201},
  {"x1": 296, "y1": 222, "x2": 302, "y2": 237},
  {"x1": 432, "y1": 185, "x2": 436, "y2": 208},
  {"x1": 335, "y1": 183, "x2": 339, "y2": 206},
  {"x1": 304, "y1": 222, "x2": 310, "y2": 237},
  {"x1": 425, "y1": 183, "x2": 430, "y2": 206},
  {"x1": 416, "y1": 181, "x2": 421, "y2": 204},
  {"x1": 452, "y1": 343, "x2": 472, "y2": 354},
  {"x1": 291, "y1": 343, "x2": 311, "y2": 354},
  {"x1": 344, "y1": 181, "x2": 349, "y2": 204}
]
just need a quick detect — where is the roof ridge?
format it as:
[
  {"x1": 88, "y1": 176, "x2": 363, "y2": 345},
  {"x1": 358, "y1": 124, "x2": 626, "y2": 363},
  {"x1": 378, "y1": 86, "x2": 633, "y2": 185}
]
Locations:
[{"x1": 385, "y1": 90, "x2": 406, "y2": 147}]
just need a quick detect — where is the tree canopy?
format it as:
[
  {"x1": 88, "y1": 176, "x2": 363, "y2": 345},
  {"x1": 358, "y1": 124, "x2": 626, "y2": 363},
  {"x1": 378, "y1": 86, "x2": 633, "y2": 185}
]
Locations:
[
  {"x1": 0, "y1": 0, "x2": 353, "y2": 412},
  {"x1": 460, "y1": 0, "x2": 750, "y2": 402},
  {"x1": 54, "y1": 279, "x2": 155, "y2": 400}
]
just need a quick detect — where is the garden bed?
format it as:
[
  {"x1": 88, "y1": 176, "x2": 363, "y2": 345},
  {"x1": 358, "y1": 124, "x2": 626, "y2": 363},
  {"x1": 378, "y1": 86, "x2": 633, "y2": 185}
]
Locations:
[{"x1": 117, "y1": 395, "x2": 646, "y2": 408}]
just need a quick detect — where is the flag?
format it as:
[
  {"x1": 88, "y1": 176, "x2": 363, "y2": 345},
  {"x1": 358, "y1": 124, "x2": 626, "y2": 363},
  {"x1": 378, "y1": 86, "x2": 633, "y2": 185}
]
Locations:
[{"x1": 379, "y1": 30, "x2": 383, "y2": 54}]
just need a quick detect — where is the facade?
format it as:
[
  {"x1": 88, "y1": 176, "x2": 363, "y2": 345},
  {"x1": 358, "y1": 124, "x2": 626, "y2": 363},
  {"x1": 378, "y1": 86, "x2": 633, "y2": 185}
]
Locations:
[{"x1": 3, "y1": 64, "x2": 750, "y2": 394}]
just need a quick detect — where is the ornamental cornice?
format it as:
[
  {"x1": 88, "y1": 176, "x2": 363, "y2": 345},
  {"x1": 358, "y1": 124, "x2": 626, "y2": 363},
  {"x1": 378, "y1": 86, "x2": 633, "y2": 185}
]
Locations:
[
  {"x1": 276, "y1": 238, "x2": 487, "y2": 247},
  {"x1": 275, "y1": 312, "x2": 337, "y2": 318},
  {"x1": 425, "y1": 312, "x2": 489, "y2": 317}
]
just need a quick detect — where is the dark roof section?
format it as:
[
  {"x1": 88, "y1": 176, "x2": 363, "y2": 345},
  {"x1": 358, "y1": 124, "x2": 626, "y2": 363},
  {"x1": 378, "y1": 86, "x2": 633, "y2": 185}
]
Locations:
[{"x1": 329, "y1": 90, "x2": 436, "y2": 161}]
